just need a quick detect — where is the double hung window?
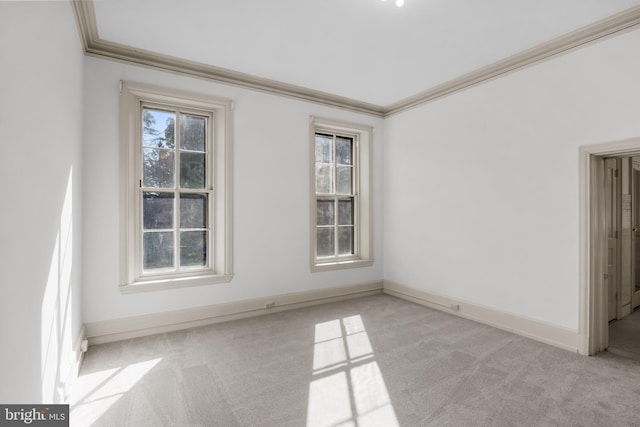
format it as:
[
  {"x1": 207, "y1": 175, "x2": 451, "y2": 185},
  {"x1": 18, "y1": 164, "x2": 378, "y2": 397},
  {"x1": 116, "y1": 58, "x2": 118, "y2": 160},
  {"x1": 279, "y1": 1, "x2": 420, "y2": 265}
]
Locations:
[
  {"x1": 311, "y1": 118, "x2": 373, "y2": 271},
  {"x1": 315, "y1": 133, "x2": 356, "y2": 258},
  {"x1": 141, "y1": 107, "x2": 210, "y2": 271},
  {"x1": 120, "y1": 82, "x2": 232, "y2": 291}
]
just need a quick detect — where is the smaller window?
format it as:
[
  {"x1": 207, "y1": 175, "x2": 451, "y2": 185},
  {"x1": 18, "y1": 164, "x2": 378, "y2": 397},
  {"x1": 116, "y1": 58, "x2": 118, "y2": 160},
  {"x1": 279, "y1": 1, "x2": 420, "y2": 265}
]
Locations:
[{"x1": 310, "y1": 118, "x2": 373, "y2": 271}]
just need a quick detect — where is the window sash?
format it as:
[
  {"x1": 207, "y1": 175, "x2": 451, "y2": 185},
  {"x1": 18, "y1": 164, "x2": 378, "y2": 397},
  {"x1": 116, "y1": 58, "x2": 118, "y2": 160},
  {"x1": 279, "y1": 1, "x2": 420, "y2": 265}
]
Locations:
[
  {"x1": 140, "y1": 189, "x2": 213, "y2": 275},
  {"x1": 316, "y1": 196, "x2": 358, "y2": 259},
  {"x1": 139, "y1": 104, "x2": 214, "y2": 278},
  {"x1": 314, "y1": 131, "x2": 359, "y2": 261}
]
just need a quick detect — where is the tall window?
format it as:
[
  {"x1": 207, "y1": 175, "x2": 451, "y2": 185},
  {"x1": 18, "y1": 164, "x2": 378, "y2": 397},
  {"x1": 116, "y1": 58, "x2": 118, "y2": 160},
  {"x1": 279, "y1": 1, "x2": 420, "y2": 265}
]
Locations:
[
  {"x1": 311, "y1": 118, "x2": 373, "y2": 271},
  {"x1": 141, "y1": 108, "x2": 210, "y2": 271},
  {"x1": 120, "y1": 82, "x2": 232, "y2": 292},
  {"x1": 315, "y1": 133, "x2": 356, "y2": 258}
]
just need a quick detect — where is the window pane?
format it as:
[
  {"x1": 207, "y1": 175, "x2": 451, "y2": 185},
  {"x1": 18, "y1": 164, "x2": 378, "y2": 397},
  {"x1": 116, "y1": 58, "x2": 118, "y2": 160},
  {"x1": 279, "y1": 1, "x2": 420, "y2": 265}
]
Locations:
[
  {"x1": 180, "y1": 114, "x2": 206, "y2": 152},
  {"x1": 336, "y1": 166, "x2": 352, "y2": 194},
  {"x1": 317, "y1": 200, "x2": 335, "y2": 226},
  {"x1": 338, "y1": 199, "x2": 353, "y2": 225},
  {"x1": 181, "y1": 231, "x2": 207, "y2": 267},
  {"x1": 316, "y1": 164, "x2": 333, "y2": 194},
  {"x1": 180, "y1": 152, "x2": 206, "y2": 189},
  {"x1": 317, "y1": 228, "x2": 335, "y2": 257},
  {"x1": 315, "y1": 134, "x2": 333, "y2": 163},
  {"x1": 143, "y1": 192, "x2": 174, "y2": 229},
  {"x1": 338, "y1": 226, "x2": 354, "y2": 255},
  {"x1": 143, "y1": 109, "x2": 175, "y2": 148},
  {"x1": 181, "y1": 194, "x2": 207, "y2": 229},
  {"x1": 143, "y1": 148, "x2": 175, "y2": 188},
  {"x1": 143, "y1": 232, "x2": 174, "y2": 270},
  {"x1": 336, "y1": 137, "x2": 352, "y2": 165}
]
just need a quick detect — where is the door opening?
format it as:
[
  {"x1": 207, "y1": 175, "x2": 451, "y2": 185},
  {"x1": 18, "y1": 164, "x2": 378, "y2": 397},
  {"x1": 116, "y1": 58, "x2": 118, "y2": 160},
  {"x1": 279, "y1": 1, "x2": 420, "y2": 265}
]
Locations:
[
  {"x1": 603, "y1": 155, "x2": 640, "y2": 324},
  {"x1": 631, "y1": 158, "x2": 640, "y2": 311},
  {"x1": 580, "y1": 138, "x2": 640, "y2": 355},
  {"x1": 604, "y1": 158, "x2": 618, "y2": 323}
]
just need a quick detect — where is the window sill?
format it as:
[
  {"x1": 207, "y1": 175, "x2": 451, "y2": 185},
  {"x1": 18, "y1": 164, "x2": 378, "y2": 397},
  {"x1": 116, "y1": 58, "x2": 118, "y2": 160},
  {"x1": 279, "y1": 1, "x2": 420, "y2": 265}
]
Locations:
[
  {"x1": 311, "y1": 259, "x2": 373, "y2": 272},
  {"x1": 120, "y1": 273, "x2": 233, "y2": 294}
]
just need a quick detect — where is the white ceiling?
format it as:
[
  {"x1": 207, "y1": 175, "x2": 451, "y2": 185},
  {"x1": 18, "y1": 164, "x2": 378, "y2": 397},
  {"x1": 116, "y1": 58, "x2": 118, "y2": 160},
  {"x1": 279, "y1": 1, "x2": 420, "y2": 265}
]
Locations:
[{"x1": 93, "y1": 0, "x2": 640, "y2": 106}]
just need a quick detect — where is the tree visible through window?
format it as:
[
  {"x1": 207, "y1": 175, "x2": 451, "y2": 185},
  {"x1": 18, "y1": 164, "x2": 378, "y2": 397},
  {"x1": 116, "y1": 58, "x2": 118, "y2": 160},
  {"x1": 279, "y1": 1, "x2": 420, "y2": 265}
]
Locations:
[
  {"x1": 120, "y1": 82, "x2": 232, "y2": 291},
  {"x1": 310, "y1": 117, "x2": 373, "y2": 272},
  {"x1": 315, "y1": 132, "x2": 356, "y2": 259},
  {"x1": 141, "y1": 108, "x2": 210, "y2": 272}
]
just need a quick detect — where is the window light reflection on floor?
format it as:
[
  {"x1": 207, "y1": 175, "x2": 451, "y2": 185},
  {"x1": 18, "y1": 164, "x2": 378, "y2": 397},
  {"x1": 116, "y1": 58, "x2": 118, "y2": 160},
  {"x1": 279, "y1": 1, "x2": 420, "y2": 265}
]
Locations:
[
  {"x1": 69, "y1": 358, "x2": 162, "y2": 426},
  {"x1": 307, "y1": 315, "x2": 399, "y2": 427}
]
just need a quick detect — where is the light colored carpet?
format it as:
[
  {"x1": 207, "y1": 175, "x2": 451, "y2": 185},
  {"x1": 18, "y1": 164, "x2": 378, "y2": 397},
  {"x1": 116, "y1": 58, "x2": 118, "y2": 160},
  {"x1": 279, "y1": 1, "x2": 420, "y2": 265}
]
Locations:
[
  {"x1": 70, "y1": 294, "x2": 640, "y2": 426},
  {"x1": 609, "y1": 307, "x2": 640, "y2": 361}
]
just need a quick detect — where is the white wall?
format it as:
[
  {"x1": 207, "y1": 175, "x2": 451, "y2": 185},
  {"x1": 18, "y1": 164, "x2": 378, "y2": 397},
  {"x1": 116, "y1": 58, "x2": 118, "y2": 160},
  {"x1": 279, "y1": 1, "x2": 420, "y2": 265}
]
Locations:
[
  {"x1": 4, "y1": 6, "x2": 633, "y2": 393},
  {"x1": 82, "y1": 58, "x2": 384, "y2": 323},
  {"x1": 0, "y1": 2, "x2": 84, "y2": 403},
  {"x1": 384, "y1": 29, "x2": 640, "y2": 330}
]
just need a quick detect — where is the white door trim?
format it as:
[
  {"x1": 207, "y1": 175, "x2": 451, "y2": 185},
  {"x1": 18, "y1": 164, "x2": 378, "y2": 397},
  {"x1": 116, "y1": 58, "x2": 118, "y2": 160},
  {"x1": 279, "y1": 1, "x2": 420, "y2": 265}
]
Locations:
[{"x1": 579, "y1": 137, "x2": 640, "y2": 355}]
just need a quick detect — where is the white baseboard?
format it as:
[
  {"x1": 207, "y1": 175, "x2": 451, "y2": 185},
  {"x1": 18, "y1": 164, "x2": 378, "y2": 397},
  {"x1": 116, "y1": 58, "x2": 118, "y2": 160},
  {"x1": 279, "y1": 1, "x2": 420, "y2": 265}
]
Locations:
[
  {"x1": 383, "y1": 280, "x2": 579, "y2": 353},
  {"x1": 58, "y1": 325, "x2": 86, "y2": 403},
  {"x1": 85, "y1": 281, "x2": 383, "y2": 345},
  {"x1": 73, "y1": 325, "x2": 87, "y2": 371},
  {"x1": 84, "y1": 279, "x2": 579, "y2": 353}
]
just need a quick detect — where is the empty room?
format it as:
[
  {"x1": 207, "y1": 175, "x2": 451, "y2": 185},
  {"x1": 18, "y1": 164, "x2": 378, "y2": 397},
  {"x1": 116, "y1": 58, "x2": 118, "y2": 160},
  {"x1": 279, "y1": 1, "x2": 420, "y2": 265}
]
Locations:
[{"x1": 2, "y1": 0, "x2": 640, "y2": 425}]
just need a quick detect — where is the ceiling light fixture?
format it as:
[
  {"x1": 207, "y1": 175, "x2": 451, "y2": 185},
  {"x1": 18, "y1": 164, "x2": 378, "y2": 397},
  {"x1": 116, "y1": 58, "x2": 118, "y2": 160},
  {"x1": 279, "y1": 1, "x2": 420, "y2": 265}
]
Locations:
[{"x1": 381, "y1": 0, "x2": 405, "y2": 7}]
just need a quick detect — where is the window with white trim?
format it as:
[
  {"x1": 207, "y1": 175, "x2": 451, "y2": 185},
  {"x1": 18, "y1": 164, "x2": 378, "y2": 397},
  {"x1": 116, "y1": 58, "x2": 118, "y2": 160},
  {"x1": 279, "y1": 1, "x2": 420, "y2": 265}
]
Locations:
[
  {"x1": 311, "y1": 118, "x2": 373, "y2": 271},
  {"x1": 120, "y1": 82, "x2": 232, "y2": 292}
]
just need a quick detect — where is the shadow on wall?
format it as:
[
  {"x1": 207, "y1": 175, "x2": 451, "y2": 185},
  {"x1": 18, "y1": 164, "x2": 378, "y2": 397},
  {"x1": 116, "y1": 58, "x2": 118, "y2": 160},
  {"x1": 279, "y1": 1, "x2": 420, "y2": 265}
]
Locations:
[{"x1": 40, "y1": 168, "x2": 80, "y2": 403}]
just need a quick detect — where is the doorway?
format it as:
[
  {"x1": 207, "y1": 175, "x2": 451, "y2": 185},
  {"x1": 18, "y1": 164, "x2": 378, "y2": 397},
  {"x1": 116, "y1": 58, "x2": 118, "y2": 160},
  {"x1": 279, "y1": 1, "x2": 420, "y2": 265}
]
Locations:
[
  {"x1": 580, "y1": 138, "x2": 640, "y2": 355},
  {"x1": 632, "y1": 160, "x2": 640, "y2": 310},
  {"x1": 604, "y1": 156, "x2": 640, "y2": 359},
  {"x1": 603, "y1": 156, "x2": 640, "y2": 322}
]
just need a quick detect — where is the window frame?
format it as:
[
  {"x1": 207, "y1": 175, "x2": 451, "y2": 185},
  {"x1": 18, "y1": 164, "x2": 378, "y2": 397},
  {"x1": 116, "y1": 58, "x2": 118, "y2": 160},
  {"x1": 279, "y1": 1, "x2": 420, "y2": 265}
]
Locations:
[
  {"x1": 310, "y1": 117, "x2": 373, "y2": 272},
  {"x1": 120, "y1": 82, "x2": 233, "y2": 292}
]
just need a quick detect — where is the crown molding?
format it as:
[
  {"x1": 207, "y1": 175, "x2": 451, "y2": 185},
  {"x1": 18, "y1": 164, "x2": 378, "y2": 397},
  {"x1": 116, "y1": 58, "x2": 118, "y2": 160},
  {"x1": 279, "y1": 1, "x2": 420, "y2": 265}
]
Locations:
[
  {"x1": 70, "y1": 0, "x2": 385, "y2": 117},
  {"x1": 72, "y1": 1, "x2": 640, "y2": 118},
  {"x1": 384, "y1": 5, "x2": 640, "y2": 116}
]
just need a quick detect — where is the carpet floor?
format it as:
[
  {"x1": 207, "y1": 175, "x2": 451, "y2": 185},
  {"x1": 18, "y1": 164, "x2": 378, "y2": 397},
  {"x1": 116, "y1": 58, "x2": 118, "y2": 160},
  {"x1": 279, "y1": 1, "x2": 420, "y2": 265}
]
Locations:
[{"x1": 70, "y1": 294, "x2": 640, "y2": 426}]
